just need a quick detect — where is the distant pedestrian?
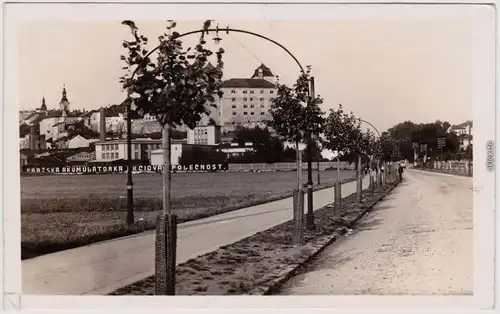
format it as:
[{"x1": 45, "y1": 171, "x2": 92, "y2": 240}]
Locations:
[{"x1": 398, "y1": 162, "x2": 404, "y2": 181}]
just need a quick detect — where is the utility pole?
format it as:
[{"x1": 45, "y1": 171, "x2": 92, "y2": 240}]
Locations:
[
  {"x1": 316, "y1": 137, "x2": 321, "y2": 185},
  {"x1": 126, "y1": 101, "x2": 134, "y2": 225},
  {"x1": 306, "y1": 76, "x2": 315, "y2": 230}
]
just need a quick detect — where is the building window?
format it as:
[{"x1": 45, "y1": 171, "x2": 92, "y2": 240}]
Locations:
[
  {"x1": 243, "y1": 97, "x2": 247, "y2": 101},
  {"x1": 260, "y1": 98, "x2": 264, "y2": 101},
  {"x1": 102, "y1": 153, "x2": 105, "y2": 159},
  {"x1": 243, "y1": 112, "x2": 248, "y2": 115},
  {"x1": 270, "y1": 90, "x2": 274, "y2": 94},
  {"x1": 250, "y1": 112, "x2": 255, "y2": 115},
  {"x1": 250, "y1": 90, "x2": 254, "y2": 94},
  {"x1": 106, "y1": 152, "x2": 110, "y2": 159},
  {"x1": 243, "y1": 105, "x2": 248, "y2": 108},
  {"x1": 232, "y1": 112, "x2": 236, "y2": 115},
  {"x1": 261, "y1": 104, "x2": 265, "y2": 108},
  {"x1": 231, "y1": 90, "x2": 236, "y2": 93},
  {"x1": 243, "y1": 90, "x2": 248, "y2": 94},
  {"x1": 249, "y1": 98, "x2": 253, "y2": 101},
  {"x1": 261, "y1": 112, "x2": 265, "y2": 115},
  {"x1": 232, "y1": 98, "x2": 236, "y2": 101},
  {"x1": 114, "y1": 144, "x2": 118, "y2": 150},
  {"x1": 260, "y1": 90, "x2": 264, "y2": 94},
  {"x1": 232, "y1": 105, "x2": 236, "y2": 108},
  {"x1": 250, "y1": 104, "x2": 255, "y2": 108}
]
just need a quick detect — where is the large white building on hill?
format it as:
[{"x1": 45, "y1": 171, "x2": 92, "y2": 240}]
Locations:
[{"x1": 198, "y1": 63, "x2": 279, "y2": 133}]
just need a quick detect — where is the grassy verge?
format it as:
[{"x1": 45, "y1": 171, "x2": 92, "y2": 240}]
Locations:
[
  {"x1": 109, "y1": 179, "x2": 398, "y2": 296},
  {"x1": 22, "y1": 177, "x2": 356, "y2": 260}
]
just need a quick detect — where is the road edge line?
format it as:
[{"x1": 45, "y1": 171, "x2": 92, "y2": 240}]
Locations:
[{"x1": 260, "y1": 180, "x2": 401, "y2": 296}]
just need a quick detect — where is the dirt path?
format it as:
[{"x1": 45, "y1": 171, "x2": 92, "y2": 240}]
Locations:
[{"x1": 279, "y1": 169, "x2": 473, "y2": 295}]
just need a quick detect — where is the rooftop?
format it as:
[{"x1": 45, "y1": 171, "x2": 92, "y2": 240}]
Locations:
[
  {"x1": 222, "y1": 78, "x2": 276, "y2": 89},
  {"x1": 251, "y1": 64, "x2": 274, "y2": 79}
]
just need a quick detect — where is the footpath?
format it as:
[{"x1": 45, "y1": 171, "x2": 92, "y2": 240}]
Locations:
[
  {"x1": 23, "y1": 176, "x2": 370, "y2": 296},
  {"x1": 279, "y1": 169, "x2": 473, "y2": 295}
]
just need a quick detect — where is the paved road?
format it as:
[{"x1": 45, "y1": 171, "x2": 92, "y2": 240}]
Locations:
[
  {"x1": 23, "y1": 176, "x2": 369, "y2": 295},
  {"x1": 279, "y1": 169, "x2": 472, "y2": 295}
]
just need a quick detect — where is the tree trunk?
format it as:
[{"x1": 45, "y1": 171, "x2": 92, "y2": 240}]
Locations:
[
  {"x1": 336, "y1": 153, "x2": 341, "y2": 184},
  {"x1": 296, "y1": 141, "x2": 301, "y2": 190},
  {"x1": 356, "y1": 154, "x2": 362, "y2": 203},
  {"x1": 162, "y1": 125, "x2": 172, "y2": 215}
]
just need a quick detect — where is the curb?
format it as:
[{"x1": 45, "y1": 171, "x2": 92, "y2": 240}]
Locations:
[{"x1": 260, "y1": 180, "x2": 401, "y2": 296}]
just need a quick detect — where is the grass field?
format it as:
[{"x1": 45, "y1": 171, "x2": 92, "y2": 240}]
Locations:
[{"x1": 21, "y1": 170, "x2": 356, "y2": 259}]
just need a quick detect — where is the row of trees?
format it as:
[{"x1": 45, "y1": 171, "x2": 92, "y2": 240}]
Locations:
[
  {"x1": 387, "y1": 120, "x2": 472, "y2": 161},
  {"x1": 119, "y1": 19, "x2": 403, "y2": 295}
]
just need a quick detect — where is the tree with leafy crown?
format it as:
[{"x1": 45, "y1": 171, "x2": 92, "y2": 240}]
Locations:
[
  {"x1": 322, "y1": 104, "x2": 360, "y2": 183},
  {"x1": 120, "y1": 19, "x2": 225, "y2": 216},
  {"x1": 267, "y1": 66, "x2": 324, "y2": 190}
]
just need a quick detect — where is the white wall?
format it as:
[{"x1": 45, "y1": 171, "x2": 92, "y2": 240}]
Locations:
[
  {"x1": 220, "y1": 86, "x2": 276, "y2": 129},
  {"x1": 39, "y1": 117, "x2": 59, "y2": 140},
  {"x1": 68, "y1": 135, "x2": 90, "y2": 149},
  {"x1": 150, "y1": 144, "x2": 183, "y2": 166}
]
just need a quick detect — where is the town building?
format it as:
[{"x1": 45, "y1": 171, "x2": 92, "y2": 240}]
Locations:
[
  {"x1": 449, "y1": 121, "x2": 473, "y2": 150},
  {"x1": 66, "y1": 151, "x2": 96, "y2": 163},
  {"x1": 217, "y1": 142, "x2": 254, "y2": 158},
  {"x1": 187, "y1": 125, "x2": 222, "y2": 145},
  {"x1": 94, "y1": 138, "x2": 162, "y2": 162},
  {"x1": 37, "y1": 86, "x2": 81, "y2": 141},
  {"x1": 216, "y1": 64, "x2": 278, "y2": 132},
  {"x1": 20, "y1": 152, "x2": 29, "y2": 167},
  {"x1": 150, "y1": 143, "x2": 215, "y2": 167},
  {"x1": 94, "y1": 138, "x2": 188, "y2": 162},
  {"x1": 56, "y1": 135, "x2": 98, "y2": 149}
]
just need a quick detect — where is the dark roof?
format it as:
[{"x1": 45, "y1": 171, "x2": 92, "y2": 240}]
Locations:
[
  {"x1": 251, "y1": 64, "x2": 274, "y2": 79},
  {"x1": 222, "y1": 78, "x2": 276, "y2": 89},
  {"x1": 451, "y1": 120, "x2": 473, "y2": 129}
]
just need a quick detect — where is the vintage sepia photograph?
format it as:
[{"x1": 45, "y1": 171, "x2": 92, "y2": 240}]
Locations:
[{"x1": 1, "y1": 1, "x2": 496, "y2": 311}]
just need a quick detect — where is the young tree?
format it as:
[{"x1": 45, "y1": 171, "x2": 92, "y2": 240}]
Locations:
[
  {"x1": 267, "y1": 68, "x2": 324, "y2": 189},
  {"x1": 120, "y1": 20, "x2": 225, "y2": 216},
  {"x1": 267, "y1": 68, "x2": 324, "y2": 230},
  {"x1": 323, "y1": 104, "x2": 360, "y2": 183},
  {"x1": 347, "y1": 125, "x2": 378, "y2": 203},
  {"x1": 120, "y1": 20, "x2": 225, "y2": 295}
]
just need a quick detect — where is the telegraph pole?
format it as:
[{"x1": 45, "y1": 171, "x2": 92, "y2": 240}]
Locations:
[
  {"x1": 306, "y1": 76, "x2": 315, "y2": 230},
  {"x1": 126, "y1": 100, "x2": 134, "y2": 225}
]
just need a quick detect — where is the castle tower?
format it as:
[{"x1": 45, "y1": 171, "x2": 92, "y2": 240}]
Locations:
[
  {"x1": 59, "y1": 84, "x2": 70, "y2": 117},
  {"x1": 251, "y1": 64, "x2": 276, "y2": 83}
]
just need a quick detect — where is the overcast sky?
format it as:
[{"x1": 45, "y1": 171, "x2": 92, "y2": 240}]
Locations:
[{"x1": 18, "y1": 11, "x2": 476, "y2": 132}]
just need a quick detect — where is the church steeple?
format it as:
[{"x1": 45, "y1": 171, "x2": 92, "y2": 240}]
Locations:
[
  {"x1": 59, "y1": 84, "x2": 70, "y2": 117},
  {"x1": 61, "y1": 84, "x2": 68, "y2": 103},
  {"x1": 41, "y1": 97, "x2": 47, "y2": 111}
]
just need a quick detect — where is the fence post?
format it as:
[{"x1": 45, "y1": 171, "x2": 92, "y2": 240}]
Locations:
[
  {"x1": 334, "y1": 181, "x2": 342, "y2": 214},
  {"x1": 293, "y1": 189, "x2": 304, "y2": 244},
  {"x1": 155, "y1": 213, "x2": 177, "y2": 295}
]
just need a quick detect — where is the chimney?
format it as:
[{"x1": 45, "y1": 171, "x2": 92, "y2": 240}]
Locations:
[
  {"x1": 99, "y1": 107, "x2": 106, "y2": 142},
  {"x1": 29, "y1": 126, "x2": 37, "y2": 150}
]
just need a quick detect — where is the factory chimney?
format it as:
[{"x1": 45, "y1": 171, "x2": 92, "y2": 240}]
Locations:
[
  {"x1": 99, "y1": 107, "x2": 106, "y2": 142},
  {"x1": 29, "y1": 125, "x2": 37, "y2": 150}
]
